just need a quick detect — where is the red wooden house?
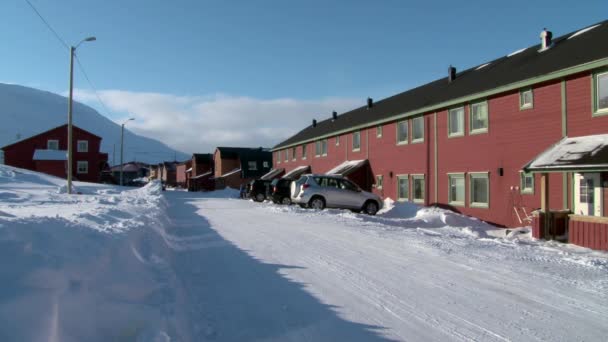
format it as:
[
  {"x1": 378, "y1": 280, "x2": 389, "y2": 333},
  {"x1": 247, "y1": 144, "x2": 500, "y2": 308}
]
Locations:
[
  {"x1": 1, "y1": 124, "x2": 108, "y2": 183},
  {"x1": 273, "y1": 21, "x2": 608, "y2": 250},
  {"x1": 213, "y1": 147, "x2": 272, "y2": 189},
  {"x1": 188, "y1": 153, "x2": 214, "y2": 191},
  {"x1": 176, "y1": 160, "x2": 192, "y2": 188}
]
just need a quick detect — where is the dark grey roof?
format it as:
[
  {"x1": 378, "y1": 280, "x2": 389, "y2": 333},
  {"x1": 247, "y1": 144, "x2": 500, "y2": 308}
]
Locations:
[
  {"x1": 193, "y1": 153, "x2": 212, "y2": 164},
  {"x1": 260, "y1": 168, "x2": 285, "y2": 180},
  {"x1": 282, "y1": 165, "x2": 311, "y2": 179},
  {"x1": 274, "y1": 20, "x2": 608, "y2": 149}
]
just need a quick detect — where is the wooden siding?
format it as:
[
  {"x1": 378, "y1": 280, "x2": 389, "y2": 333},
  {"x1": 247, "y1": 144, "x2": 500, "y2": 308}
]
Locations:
[{"x1": 569, "y1": 217, "x2": 608, "y2": 251}]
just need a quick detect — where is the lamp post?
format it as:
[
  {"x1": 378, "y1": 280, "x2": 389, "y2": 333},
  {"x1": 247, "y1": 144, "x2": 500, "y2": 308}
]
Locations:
[
  {"x1": 67, "y1": 36, "x2": 96, "y2": 194},
  {"x1": 120, "y1": 118, "x2": 135, "y2": 186}
]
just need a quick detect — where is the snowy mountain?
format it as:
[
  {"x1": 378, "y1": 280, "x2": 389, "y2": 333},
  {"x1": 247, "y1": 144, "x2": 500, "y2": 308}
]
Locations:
[{"x1": 0, "y1": 83, "x2": 189, "y2": 165}]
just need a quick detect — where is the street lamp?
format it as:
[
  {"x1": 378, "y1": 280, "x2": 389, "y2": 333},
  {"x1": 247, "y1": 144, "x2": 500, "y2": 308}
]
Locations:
[
  {"x1": 120, "y1": 118, "x2": 135, "y2": 186},
  {"x1": 67, "y1": 36, "x2": 96, "y2": 194}
]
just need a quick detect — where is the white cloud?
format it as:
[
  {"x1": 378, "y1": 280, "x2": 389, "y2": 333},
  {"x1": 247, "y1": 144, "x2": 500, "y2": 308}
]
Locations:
[{"x1": 72, "y1": 89, "x2": 360, "y2": 154}]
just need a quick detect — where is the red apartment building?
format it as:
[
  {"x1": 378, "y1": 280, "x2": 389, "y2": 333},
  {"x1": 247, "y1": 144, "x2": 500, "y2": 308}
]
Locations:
[
  {"x1": 273, "y1": 22, "x2": 608, "y2": 250},
  {"x1": 1, "y1": 124, "x2": 108, "y2": 183},
  {"x1": 213, "y1": 147, "x2": 272, "y2": 189}
]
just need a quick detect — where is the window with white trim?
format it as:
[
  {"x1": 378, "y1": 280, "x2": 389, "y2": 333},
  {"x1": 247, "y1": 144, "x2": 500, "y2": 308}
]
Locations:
[
  {"x1": 302, "y1": 144, "x2": 307, "y2": 159},
  {"x1": 520, "y1": 88, "x2": 533, "y2": 109},
  {"x1": 412, "y1": 116, "x2": 424, "y2": 142},
  {"x1": 469, "y1": 172, "x2": 489, "y2": 208},
  {"x1": 47, "y1": 140, "x2": 59, "y2": 150},
  {"x1": 291, "y1": 147, "x2": 296, "y2": 161},
  {"x1": 77, "y1": 161, "x2": 88, "y2": 174},
  {"x1": 284, "y1": 149, "x2": 289, "y2": 162},
  {"x1": 594, "y1": 71, "x2": 608, "y2": 114},
  {"x1": 77, "y1": 140, "x2": 88, "y2": 152},
  {"x1": 397, "y1": 175, "x2": 409, "y2": 201},
  {"x1": 263, "y1": 161, "x2": 269, "y2": 168},
  {"x1": 336, "y1": 136, "x2": 340, "y2": 146},
  {"x1": 277, "y1": 151, "x2": 281, "y2": 163},
  {"x1": 448, "y1": 107, "x2": 465, "y2": 137},
  {"x1": 448, "y1": 173, "x2": 465, "y2": 206},
  {"x1": 412, "y1": 174, "x2": 425, "y2": 203},
  {"x1": 376, "y1": 125, "x2": 383, "y2": 138},
  {"x1": 322, "y1": 139, "x2": 327, "y2": 156},
  {"x1": 352, "y1": 131, "x2": 360, "y2": 151},
  {"x1": 375, "y1": 175, "x2": 383, "y2": 190},
  {"x1": 248, "y1": 161, "x2": 258, "y2": 170},
  {"x1": 315, "y1": 139, "x2": 327, "y2": 156},
  {"x1": 470, "y1": 101, "x2": 488, "y2": 134},
  {"x1": 520, "y1": 172, "x2": 534, "y2": 194},
  {"x1": 397, "y1": 120, "x2": 408, "y2": 144}
]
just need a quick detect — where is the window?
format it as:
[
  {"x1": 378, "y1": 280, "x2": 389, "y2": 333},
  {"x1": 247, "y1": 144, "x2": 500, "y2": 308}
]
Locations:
[
  {"x1": 322, "y1": 139, "x2": 327, "y2": 156},
  {"x1": 469, "y1": 172, "x2": 489, "y2": 208},
  {"x1": 448, "y1": 107, "x2": 465, "y2": 137},
  {"x1": 470, "y1": 101, "x2": 488, "y2": 134},
  {"x1": 448, "y1": 173, "x2": 465, "y2": 206},
  {"x1": 397, "y1": 120, "x2": 408, "y2": 144},
  {"x1": 291, "y1": 147, "x2": 296, "y2": 161},
  {"x1": 376, "y1": 125, "x2": 383, "y2": 138},
  {"x1": 593, "y1": 71, "x2": 608, "y2": 115},
  {"x1": 397, "y1": 175, "x2": 409, "y2": 201},
  {"x1": 340, "y1": 179, "x2": 359, "y2": 192},
  {"x1": 248, "y1": 161, "x2": 257, "y2": 170},
  {"x1": 284, "y1": 149, "x2": 289, "y2": 162},
  {"x1": 520, "y1": 172, "x2": 534, "y2": 194},
  {"x1": 47, "y1": 140, "x2": 59, "y2": 150},
  {"x1": 412, "y1": 116, "x2": 424, "y2": 142},
  {"x1": 352, "y1": 131, "x2": 360, "y2": 151},
  {"x1": 315, "y1": 139, "x2": 327, "y2": 156},
  {"x1": 277, "y1": 151, "x2": 281, "y2": 163},
  {"x1": 336, "y1": 136, "x2": 340, "y2": 146},
  {"x1": 263, "y1": 161, "x2": 269, "y2": 168},
  {"x1": 579, "y1": 178, "x2": 594, "y2": 203},
  {"x1": 520, "y1": 88, "x2": 534, "y2": 109},
  {"x1": 375, "y1": 175, "x2": 383, "y2": 190},
  {"x1": 77, "y1": 161, "x2": 88, "y2": 174},
  {"x1": 77, "y1": 140, "x2": 88, "y2": 152},
  {"x1": 412, "y1": 175, "x2": 425, "y2": 203},
  {"x1": 302, "y1": 144, "x2": 307, "y2": 159}
]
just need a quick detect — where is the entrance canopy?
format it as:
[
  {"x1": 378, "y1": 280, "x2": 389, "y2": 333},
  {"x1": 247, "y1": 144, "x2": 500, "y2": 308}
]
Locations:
[
  {"x1": 524, "y1": 134, "x2": 608, "y2": 173},
  {"x1": 191, "y1": 171, "x2": 213, "y2": 180},
  {"x1": 260, "y1": 168, "x2": 284, "y2": 180},
  {"x1": 326, "y1": 160, "x2": 368, "y2": 176},
  {"x1": 283, "y1": 165, "x2": 311, "y2": 179}
]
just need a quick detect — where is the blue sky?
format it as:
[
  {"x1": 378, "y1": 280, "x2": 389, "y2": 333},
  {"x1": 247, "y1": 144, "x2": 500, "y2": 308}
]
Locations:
[{"x1": 2, "y1": 0, "x2": 606, "y2": 153}]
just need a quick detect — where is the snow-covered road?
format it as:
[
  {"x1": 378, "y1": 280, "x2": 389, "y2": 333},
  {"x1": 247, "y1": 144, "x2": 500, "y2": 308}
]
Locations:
[{"x1": 166, "y1": 191, "x2": 608, "y2": 341}]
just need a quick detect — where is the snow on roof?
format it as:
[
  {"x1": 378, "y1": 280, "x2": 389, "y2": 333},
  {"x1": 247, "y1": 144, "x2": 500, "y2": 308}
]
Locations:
[
  {"x1": 507, "y1": 48, "x2": 527, "y2": 57},
  {"x1": 191, "y1": 171, "x2": 212, "y2": 179},
  {"x1": 283, "y1": 165, "x2": 311, "y2": 179},
  {"x1": 326, "y1": 160, "x2": 367, "y2": 176},
  {"x1": 186, "y1": 167, "x2": 192, "y2": 172},
  {"x1": 568, "y1": 24, "x2": 602, "y2": 40},
  {"x1": 217, "y1": 168, "x2": 241, "y2": 178},
  {"x1": 475, "y1": 63, "x2": 491, "y2": 70},
  {"x1": 526, "y1": 134, "x2": 608, "y2": 171},
  {"x1": 260, "y1": 168, "x2": 284, "y2": 180},
  {"x1": 32, "y1": 149, "x2": 67, "y2": 161}
]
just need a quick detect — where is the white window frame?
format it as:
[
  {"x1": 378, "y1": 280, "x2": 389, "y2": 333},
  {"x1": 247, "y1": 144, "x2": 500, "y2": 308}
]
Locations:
[
  {"x1": 411, "y1": 116, "x2": 424, "y2": 143},
  {"x1": 469, "y1": 172, "x2": 490, "y2": 208},
  {"x1": 448, "y1": 173, "x2": 466, "y2": 207},
  {"x1": 76, "y1": 161, "x2": 88, "y2": 174},
  {"x1": 412, "y1": 174, "x2": 425, "y2": 203},
  {"x1": 277, "y1": 151, "x2": 281, "y2": 164},
  {"x1": 376, "y1": 125, "x2": 383, "y2": 138},
  {"x1": 284, "y1": 149, "x2": 289, "y2": 162},
  {"x1": 336, "y1": 136, "x2": 340, "y2": 146},
  {"x1": 77, "y1": 140, "x2": 89, "y2": 153},
  {"x1": 520, "y1": 88, "x2": 534, "y2": 110},
  {"x1": 302, "y1": 144, "x2": 307, "y2": 160},
  {"x1": 291, "y1": 147, "x2": 296, "y2": 161},
  {"x1": 263, "y1": 161, "x2": 269, "y2": 168},
  {"x1": 47, "y1": 139, "x2": 59, "y2": 150},
  {"x1": 322, "y1": 139, "x2": 327, "y2": 156},
  {"x1": 520, "y1": 171, "x2": 534, "y2": 194},
  {"x1": 469, "y1": 101, "x2": 489, "y2": 134},
  {"x1": 248, "y1": 161, "x2": 257, "y2": 170},
  {"x1": 396, "y1": 120, "x2": 409, "y2": 145},
  {"x1": 396, "y1": 174, "x2": 409, "y2": 202},
  {"x1": 375, "y1": 175, "x2": 383, "y2": 190},
  {"x1": 352, "y1": 131, "x2": 361, "y2": 151},
  {"x1": 594, "y1": 70, "x2": 608, "y2": 115},
  {"x1": 448, "y1": 107, "x2": 465, "y2": 137}
]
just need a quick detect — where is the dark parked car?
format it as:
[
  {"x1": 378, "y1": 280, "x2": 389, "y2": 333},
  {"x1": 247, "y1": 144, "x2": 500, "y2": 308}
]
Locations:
[
  {"x1": 270, "y1": 178, "x2": 294, "y2": 205},
  {"x1": 248, "y1": 179, "x2": 272, "y2": 202}
]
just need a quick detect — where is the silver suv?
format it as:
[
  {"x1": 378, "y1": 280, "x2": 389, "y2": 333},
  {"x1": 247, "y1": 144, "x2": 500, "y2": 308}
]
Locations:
[{"x1": 290, "y1": 174, "x2": 383, "y2": 215}]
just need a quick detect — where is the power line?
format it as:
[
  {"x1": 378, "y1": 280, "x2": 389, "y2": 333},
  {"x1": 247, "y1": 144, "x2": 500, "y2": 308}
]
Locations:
[
  {"x1": 74, "y1": 55, "x2": 112, "y2": 116},
  {"x1": 24, "y1": 0, "x2": 69, "y2": 50}
]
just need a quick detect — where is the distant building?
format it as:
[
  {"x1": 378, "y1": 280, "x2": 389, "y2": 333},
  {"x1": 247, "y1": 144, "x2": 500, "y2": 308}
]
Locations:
[
  {"x1": 161, "y1": 161, "x2": 178, "y2": 187},
  {"x1": 110, "y1": 162, "x2": 149, "y2": 185},
  {"x1": 175, "y1": 160, "x2": 192, "y2": 188},
  {"x1": 1, "y1": 124, "x2": 108, "y2": 183},
  {"x1": 213, "y1": 147, "x2": 272, "y2": 189},
  {"x1": 188, "y1": 153, "x2": 214, "y2": 191}
]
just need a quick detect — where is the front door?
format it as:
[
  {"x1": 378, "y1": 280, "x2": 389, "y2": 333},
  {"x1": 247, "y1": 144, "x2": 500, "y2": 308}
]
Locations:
[{"x1": 574, "y1": 173, "x2": 603, "y2": 216}]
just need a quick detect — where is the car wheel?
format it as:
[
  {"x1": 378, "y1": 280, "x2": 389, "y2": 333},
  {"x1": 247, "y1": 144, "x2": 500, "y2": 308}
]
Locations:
[
  {"x1": 255, "y1": 193, "x2": 265, "y2": 202},
  {"x1": 281, "y1": 197, "x2": 292, "y2": 205},
  {"x1": 309, "y1": 197, "x2": 325, "y2": 210},
  {"x1": 363, "y1": 201, "x2": 379, "y2": 215}
]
